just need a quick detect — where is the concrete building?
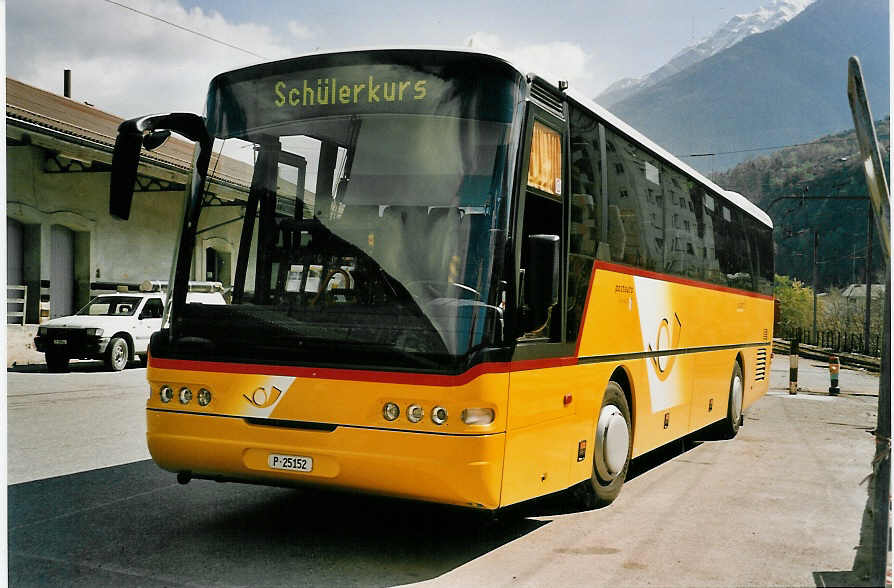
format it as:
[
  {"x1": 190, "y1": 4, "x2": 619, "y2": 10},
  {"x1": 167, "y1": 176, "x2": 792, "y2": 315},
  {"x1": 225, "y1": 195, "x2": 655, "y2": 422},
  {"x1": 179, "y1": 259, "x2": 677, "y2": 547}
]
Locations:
[
  {"x1": 5, "y1": 77, "x2": 258, "y2": 325},
  {"x1": 5, "y1": 77, "x2": 262, "y2": 364}
]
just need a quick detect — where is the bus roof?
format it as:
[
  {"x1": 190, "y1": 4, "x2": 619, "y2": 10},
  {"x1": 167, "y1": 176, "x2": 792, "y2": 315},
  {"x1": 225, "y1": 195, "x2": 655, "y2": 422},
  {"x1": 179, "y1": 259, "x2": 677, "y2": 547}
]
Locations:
[{"x1": 217, "y1": 46, "x2": 772, "y2": 229}]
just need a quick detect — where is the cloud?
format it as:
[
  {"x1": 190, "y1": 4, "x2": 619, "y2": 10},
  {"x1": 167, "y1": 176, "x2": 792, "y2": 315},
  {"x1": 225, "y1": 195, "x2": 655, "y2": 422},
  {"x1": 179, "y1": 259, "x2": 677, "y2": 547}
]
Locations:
[
  {"x1": 287, "y1": 21, "x2": 317, "y2": 41},
  {"x1": 465, "y1": 32, "x2": 595, "y2": 94},
  {"x1": 6, "y1": 0, "x2": 304, "y2": 119}
]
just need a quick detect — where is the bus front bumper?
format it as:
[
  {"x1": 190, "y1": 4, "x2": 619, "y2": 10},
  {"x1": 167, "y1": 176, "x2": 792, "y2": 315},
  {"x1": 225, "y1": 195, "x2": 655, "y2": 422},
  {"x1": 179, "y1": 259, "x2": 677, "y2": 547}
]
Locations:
[{"x1": 147, "y1": 409, "x2": 506, "y2": 510}]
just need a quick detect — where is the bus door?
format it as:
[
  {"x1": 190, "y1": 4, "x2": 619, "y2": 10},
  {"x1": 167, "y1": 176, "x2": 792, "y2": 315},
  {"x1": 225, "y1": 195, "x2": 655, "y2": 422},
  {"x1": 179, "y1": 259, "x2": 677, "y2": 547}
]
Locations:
[{"x1": 501, "y1": 102, "x2": 579, "y2": 505}]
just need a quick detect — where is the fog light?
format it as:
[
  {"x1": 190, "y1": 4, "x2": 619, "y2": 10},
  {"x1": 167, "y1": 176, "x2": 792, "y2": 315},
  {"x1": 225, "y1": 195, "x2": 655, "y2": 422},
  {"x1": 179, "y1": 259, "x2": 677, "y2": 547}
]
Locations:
[
  {"x1": 407, "y1": 404, "x2": 423, "y2": 423},
  {"x1": 461, "y1": 408, "x2": 494, "y2": 425},
  {"x1": 431, "y1": 406, "x2": 448, "y2": 425},
  {"x1": 383, "y1": 402, "x2": 400, "y2": 421},
  {"x1": 179, "y1": 387, "x2": 192, "y2": 404},
  {"x1": 159, "y1": 385, "x2": 173, "y2": 403},
  {"x1": 197, "y1": 388, "x2": 212, "y2": 407}
]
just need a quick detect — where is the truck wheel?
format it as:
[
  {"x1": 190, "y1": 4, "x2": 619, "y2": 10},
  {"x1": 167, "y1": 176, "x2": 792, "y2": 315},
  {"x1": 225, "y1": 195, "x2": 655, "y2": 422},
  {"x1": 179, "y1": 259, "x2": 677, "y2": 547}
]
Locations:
[
  {"x1": 578, "y1": 381, "x2": 632, "y2": 508},
  {"x1": 46, "y1": 352, "x2": 70, "y2": 373},
  {"x1": 105, "y1": 337, "x2": 130, "y2": 371}
]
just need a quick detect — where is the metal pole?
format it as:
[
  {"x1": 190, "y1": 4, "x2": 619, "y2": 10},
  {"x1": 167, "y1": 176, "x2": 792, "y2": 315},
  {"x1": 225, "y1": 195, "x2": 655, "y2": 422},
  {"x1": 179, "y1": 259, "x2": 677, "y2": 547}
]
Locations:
[
  {"x1": 863, "y1": 203, "x2": 873, "y2": 354},
  {"x1": 847, "y1": 55, "x2": 891, "y2": 586},
  {"x1": 812, "y1": 230, "x2": 818, "y2": 343}
]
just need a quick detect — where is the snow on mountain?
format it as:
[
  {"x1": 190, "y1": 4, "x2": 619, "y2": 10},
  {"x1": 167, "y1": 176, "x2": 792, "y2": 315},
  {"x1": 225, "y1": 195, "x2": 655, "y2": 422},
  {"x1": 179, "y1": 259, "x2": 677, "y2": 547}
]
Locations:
[{"x1": 597, "y1": 0, "x2": 814, "y2": 106}]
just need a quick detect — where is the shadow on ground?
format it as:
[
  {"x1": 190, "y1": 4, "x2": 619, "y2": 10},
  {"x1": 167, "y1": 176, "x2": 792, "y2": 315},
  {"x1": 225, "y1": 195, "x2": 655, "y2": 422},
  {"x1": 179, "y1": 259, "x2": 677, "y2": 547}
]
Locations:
[
  {"x1": 8, "y1": 461, "x2": 545, "y2": 587},
  {"x1": 8, "y1": 359, "x2": 144, "y2": 374}
]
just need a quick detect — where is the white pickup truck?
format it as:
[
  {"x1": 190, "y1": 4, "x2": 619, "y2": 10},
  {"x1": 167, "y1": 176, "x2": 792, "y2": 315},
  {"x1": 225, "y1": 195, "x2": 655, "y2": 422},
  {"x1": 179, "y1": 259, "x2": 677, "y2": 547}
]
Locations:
[{"x1": 33, "y1": 281, "x2": 225, "y2": 372}]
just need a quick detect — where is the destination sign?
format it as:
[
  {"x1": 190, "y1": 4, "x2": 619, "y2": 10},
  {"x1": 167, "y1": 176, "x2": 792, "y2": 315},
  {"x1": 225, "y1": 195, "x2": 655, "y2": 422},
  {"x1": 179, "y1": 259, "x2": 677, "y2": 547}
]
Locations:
[{"x1": 206, "y1": 60, "x2": 521, "y2": 138}]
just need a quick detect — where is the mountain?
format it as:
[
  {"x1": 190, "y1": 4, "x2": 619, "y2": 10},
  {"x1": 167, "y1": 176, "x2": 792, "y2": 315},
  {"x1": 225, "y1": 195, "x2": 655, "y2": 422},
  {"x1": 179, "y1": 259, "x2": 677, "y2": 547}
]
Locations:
[
  {"x1": 714, "y1": 118, "x2": 890, "y2": 290},
  {"x1": 597, "y1": 0, "x2": 814, "y2": 107},
  {"x1": 604, "y1": 0, "x2": 889, "y2": 173}
]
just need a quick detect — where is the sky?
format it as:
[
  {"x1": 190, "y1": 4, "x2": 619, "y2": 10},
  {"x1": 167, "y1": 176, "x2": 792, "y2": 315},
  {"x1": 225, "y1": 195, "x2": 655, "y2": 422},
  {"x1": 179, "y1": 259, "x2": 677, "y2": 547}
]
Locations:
[{"x1": 5, "y1": 0, "x2": 776, "y2": 120}]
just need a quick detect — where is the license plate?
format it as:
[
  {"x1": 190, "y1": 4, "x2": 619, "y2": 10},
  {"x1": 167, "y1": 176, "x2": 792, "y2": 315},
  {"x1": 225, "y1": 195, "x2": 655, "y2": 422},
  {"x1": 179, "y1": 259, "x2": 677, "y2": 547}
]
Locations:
[
  {"x1": 267, "y1": 453, "x2": 313, "y2": 472},
  {"x1": 53, "y1": 339, "x2": 67, "y2": 345}
]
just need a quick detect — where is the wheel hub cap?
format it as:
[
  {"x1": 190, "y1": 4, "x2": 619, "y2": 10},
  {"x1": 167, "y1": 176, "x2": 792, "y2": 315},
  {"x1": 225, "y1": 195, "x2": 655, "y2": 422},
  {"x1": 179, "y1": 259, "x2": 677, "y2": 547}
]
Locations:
[
  {"x1": 731, "y1": 375, "x2": 743, "y2": 422},
  {"x1": 595, "y1": 405, "x2": 629, "y2": 480}
]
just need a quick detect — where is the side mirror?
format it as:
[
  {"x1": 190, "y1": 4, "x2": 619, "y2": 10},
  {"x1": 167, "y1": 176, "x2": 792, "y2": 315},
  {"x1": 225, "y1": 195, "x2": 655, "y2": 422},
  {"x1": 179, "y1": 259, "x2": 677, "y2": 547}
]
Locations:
[
  {"x1": 109, "y1": 113, "x2": 211, "y2": 221},
  {"x1": 109, "y1": 129, "x2": 142, "y2": 221},
  {"x1": 522, "y1": 234, "x2": 560, "y2": 335}
]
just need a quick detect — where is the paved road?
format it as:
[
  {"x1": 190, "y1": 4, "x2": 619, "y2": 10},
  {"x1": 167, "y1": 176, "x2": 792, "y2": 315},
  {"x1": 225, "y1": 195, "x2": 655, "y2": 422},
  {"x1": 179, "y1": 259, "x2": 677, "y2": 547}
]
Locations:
[
  {"x1": 6, "y1": 357, "x2": 881, "y2": 586},
  {"x1": 7, "y1": 360, "x2": 150, "y2": 484}
]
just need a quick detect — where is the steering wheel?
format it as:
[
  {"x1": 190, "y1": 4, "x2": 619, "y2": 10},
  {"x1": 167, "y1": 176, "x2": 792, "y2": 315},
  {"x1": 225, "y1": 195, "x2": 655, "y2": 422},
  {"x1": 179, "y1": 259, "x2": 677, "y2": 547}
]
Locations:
[{"x1": 310, "y1": 268, "x2": 352, "y2": 306}]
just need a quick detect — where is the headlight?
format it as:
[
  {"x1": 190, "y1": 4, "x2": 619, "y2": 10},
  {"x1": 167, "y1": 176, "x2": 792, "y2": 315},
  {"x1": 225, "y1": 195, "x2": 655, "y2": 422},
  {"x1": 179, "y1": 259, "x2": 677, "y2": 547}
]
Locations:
[
  {"x1": 38, "y1": 327, "x2": 48, "y2": 336},
  {"x1": 159, "y1": 385, "x2": 173, "y2": 403},
  {"x1": 383, "y1": 402, "x2": 400, "y2": 421},
  {"x1": 179, "y1": 387, "x2": 192, "y2": 404},
  {"x1": 407, "y1": 404, "x2": 424, "y2": 423},
  {"x1": 86, "y1": 328, "x2": 104, "y2": 337},
  {"x1": 197, "y1": 388, "x2": 212, "y2": 406},
  {"x1": 461, "y1": 408, "x2": 495, "y2": 425},
  {"x1": 431, "y1": 406, "x2": 448, "y2": 425}
]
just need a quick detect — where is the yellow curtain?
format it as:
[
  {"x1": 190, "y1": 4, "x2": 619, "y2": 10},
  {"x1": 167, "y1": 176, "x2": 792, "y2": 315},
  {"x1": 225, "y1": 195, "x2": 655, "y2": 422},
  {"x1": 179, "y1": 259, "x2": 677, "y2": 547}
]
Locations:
[{"x1": 527, "y1": 122, "x2": 562, "y2": 196}]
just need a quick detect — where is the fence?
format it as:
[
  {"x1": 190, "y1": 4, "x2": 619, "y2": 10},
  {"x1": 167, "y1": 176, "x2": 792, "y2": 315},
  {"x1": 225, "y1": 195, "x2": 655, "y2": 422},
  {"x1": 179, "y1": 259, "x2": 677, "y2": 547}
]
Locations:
[
  {"x1": 777, "y1": 326, "x2": 882, "y2": 357},
  {"x1": 7, "y1": 285, "x2": 27, "y2": 325}
]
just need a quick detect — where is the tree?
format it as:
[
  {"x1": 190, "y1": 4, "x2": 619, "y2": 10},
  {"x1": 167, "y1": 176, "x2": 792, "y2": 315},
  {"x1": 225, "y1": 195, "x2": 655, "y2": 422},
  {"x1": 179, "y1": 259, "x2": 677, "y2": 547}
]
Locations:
[{"x1": 774, "y1": 274, "x2": 813, "y2": 334}]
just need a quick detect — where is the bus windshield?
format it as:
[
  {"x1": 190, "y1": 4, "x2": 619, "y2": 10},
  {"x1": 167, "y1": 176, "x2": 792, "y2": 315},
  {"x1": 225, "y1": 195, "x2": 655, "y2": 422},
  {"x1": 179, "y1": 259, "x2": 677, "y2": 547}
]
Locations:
[{"x1": 174, "y1": 53, "x2": 524, "y2": 369}]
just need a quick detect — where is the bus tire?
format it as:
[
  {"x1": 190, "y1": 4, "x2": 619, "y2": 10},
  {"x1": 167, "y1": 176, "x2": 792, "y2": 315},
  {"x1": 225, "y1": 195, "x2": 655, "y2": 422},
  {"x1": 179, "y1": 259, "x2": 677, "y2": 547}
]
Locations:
[
  {"x1": 581, "y1": 381, "x2": 632, "y2": 508},
  {"x1": 105, "y1": 337, "x2": 130, "y2": 372},
  {"x1": 719, "y1": 361, "x2": 744, "y2": 439}
]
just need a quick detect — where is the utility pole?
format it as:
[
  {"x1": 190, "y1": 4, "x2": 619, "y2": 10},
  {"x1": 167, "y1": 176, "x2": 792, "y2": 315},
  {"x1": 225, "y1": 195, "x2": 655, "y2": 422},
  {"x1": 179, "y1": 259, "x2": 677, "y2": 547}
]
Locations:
[
  {"x1": 863, "y1": 202, "x2": 873, "y2": 354},
  {"x1": 812, "y1": 230, "x2": 818, "y2": 344}
]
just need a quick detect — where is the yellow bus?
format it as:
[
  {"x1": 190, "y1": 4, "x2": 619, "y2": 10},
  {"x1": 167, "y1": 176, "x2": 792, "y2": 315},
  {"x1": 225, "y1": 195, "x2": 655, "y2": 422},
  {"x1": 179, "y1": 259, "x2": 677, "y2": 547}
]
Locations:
[{"x1": 109, "y1": 48, "x2": 774, "y2": 510}]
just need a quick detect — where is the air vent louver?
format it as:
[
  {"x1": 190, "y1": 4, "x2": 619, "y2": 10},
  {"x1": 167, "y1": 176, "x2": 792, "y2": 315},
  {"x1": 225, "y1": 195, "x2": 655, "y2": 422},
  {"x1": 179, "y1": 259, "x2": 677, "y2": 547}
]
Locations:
[
  {"x1": 529, "y1": 83, "x2": 565, "y2": 120},
  {"x1": 755, "y1": 348, "x2": 768, "y2": 382}
]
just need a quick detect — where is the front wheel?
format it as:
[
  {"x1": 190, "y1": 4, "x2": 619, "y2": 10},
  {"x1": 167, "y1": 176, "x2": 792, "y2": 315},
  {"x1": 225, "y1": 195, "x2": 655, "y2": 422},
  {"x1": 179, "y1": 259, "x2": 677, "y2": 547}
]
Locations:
[
  {"x1": 105, "y1": 337, "x2": 130, "y2": 371},
  {"x1": 579, "y1": 381, "x2": 632, "y2": 508}
]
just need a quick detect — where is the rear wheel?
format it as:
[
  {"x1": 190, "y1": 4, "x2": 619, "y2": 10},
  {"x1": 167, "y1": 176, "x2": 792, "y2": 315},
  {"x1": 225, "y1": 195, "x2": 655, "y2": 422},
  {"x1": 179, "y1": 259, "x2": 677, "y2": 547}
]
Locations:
[
  {"x1": 105, "y1": 337, "x2": 130, "y2": 371},
  {"x1": 579, "y1": 381, "x2": 632, "y2": 508},
  {"x1": 46, "y1": 352, "x2": 70, "y2": 373},
  {"x1": 718, "y1": 361, "x2": 744, "y2": 439}
]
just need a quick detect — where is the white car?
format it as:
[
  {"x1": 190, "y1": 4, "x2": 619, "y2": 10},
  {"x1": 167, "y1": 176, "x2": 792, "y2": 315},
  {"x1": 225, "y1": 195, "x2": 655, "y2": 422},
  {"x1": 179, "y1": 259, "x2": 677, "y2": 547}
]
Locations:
[{"x1": 34, "y1": 283, "x2": 225, "y2": 372}]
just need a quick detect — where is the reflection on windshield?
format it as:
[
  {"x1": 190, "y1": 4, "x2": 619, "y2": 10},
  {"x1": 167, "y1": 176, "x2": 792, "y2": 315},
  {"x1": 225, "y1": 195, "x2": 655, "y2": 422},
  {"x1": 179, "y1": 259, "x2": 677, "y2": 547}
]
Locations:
[
  {"x1": 187, "y1": 114, "x2": 510, "y2": 360},
  {"x1": 176, "y1": 56, "x2": 522, "y2": 367},
  {"x1": 78, "y1": 296, "x2": 141, "y2": 317}
]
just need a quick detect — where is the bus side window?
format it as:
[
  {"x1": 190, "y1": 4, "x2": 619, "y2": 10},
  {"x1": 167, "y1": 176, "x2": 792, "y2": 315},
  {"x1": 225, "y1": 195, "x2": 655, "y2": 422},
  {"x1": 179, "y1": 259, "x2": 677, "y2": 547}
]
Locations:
[
  {"x1": 603, "y1": 128, "x2": 662, "y2": 271},
  {"x1": 568, "y1": 104, "x2": 601, "y2": 341}
]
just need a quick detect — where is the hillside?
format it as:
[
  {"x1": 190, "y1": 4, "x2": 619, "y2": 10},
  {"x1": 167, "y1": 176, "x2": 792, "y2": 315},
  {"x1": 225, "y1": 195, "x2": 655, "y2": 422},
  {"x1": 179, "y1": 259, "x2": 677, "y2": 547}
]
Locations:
[
  {"x1": 597, "y1": 0, "x2": 813, "y2": 107},
  {"x1": 606, "y1": 0, "x2": 889, "y2": 173},
  {"x1": 714, "y1": 118, "x2": 890, "y2": 289}
]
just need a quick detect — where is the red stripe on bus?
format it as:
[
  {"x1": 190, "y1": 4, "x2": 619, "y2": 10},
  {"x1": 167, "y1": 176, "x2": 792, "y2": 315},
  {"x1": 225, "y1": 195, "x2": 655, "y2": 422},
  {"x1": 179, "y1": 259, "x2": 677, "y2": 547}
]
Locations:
[
  {"x1": 592, "y1": 260, "x2": 774, "y2": 300},
  {"x1": 149, "y1": 355, "x2": 577, "y2": 386}
]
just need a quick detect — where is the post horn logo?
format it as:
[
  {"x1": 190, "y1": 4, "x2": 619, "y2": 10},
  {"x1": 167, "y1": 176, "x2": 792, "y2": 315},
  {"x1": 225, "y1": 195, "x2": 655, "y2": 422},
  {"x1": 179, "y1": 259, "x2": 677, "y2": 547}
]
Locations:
[
  {"x1": 649, "y1": 313, "x2": 682, "y2": 381},
  {"x1": 244, "y1": 386, "x2": 283, "y2": 409}
]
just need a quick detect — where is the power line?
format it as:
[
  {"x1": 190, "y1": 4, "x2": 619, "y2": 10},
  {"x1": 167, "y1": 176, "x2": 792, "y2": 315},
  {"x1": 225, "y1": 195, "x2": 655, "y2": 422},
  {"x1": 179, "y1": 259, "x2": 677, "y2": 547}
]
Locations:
[
  {"x1": 680, "y1": 134, "x2": 890, "y2": 158},
  {"x1": 102, "y1": 0, "x2": 266, "y2": 59}
]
